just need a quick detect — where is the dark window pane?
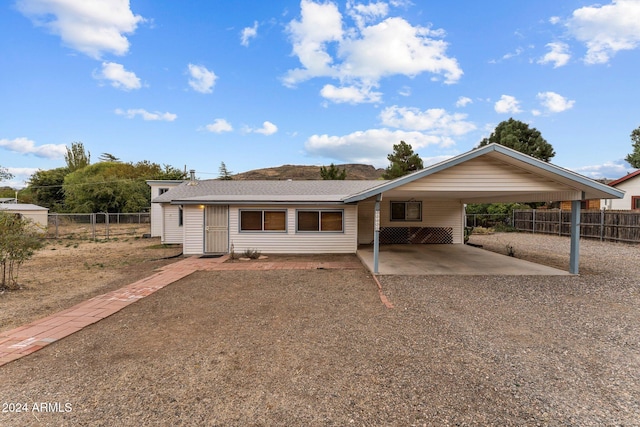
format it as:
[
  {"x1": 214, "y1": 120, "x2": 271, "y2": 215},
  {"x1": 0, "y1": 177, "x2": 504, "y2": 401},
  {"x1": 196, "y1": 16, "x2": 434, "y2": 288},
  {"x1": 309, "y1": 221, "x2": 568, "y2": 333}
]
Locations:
[
  {"x1": 391, "y1": 202, "x2": 405, "y2": 220},
  {"x1": 321, "y1": 211, "x2": 343, "y2": 231},
  {"x1": 241, "y1": 211, "x2": 262, "y2": 231},
  {"x1": 298, "y1": 211, "x2": 319, "y2": 231},
  {"x1": 264, "y1": 211, "x2": 286, "y2": 231}
]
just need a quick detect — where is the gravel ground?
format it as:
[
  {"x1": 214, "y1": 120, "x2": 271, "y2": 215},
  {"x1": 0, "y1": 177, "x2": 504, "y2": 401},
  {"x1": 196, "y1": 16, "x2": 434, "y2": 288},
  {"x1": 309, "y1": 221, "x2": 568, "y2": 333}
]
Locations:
[{"x1": 1, "y1": 233, "x2": 638, "y2": 426}]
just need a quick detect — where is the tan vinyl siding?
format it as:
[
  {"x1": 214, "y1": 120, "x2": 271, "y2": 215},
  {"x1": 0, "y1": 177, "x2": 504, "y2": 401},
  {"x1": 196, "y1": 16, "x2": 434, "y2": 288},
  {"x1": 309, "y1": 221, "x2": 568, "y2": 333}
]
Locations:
[
  {"x1": 161, "y1": 204, "x2": 183, "y2": 244},
  {"x1": 150, "y1": 202, "x2": 163, "y2": 237},
  {"x1": 401, "y1": 156, "x2": 575, "y2": 193},
  {"x1": 229, "y1": 205, "x2": 358, "y2": 253},
  {"x1": 381, "y1": 199, "x2": 463, "y2": 243},
  {"x1": 183, "y1": 205, "x2": 204, "y2": 255},
  {"x1": 357, "y1": 199, "x2": 375, "y2": 244}
]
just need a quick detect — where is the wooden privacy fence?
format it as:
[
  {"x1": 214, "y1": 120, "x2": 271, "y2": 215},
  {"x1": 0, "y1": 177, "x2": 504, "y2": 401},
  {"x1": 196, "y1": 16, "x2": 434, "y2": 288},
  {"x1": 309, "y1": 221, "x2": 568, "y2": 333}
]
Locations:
[
  {"x1": 513, "y1": 209, "x2": 640, "y2": 243},
  {"x1": 47, "y1": 213, "x2": 150, "y2": 240}
]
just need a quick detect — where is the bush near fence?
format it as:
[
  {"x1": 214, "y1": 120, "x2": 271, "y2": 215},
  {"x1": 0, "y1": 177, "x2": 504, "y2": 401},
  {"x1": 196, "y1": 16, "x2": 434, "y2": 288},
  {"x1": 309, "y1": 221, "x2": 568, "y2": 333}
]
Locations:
[
  {"x1": 513, "y1": 209, "x2": 640, "y2": 243},
  {"x1": 46, "y1": 213, "x2": 150, "y2": 240}
]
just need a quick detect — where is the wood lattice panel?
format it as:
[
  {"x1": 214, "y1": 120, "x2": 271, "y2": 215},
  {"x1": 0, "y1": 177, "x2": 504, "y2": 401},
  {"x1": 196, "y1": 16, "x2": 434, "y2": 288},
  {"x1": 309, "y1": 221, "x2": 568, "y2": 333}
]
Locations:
[{"x1": 379, "y1": 227, "x2": 453, "y2": 244}]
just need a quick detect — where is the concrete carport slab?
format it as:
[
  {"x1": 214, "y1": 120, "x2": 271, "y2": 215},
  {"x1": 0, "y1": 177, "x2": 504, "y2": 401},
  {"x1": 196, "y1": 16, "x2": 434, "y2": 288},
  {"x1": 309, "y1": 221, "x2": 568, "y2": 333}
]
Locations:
[{"x1": 357, "y1": 244, "x2": 571, "y2": 275}]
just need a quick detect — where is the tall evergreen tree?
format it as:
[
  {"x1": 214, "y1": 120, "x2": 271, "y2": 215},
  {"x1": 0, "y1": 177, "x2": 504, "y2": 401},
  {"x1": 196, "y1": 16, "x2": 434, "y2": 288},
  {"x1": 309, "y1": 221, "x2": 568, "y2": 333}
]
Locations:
[
  {"x1": 625, "y1": 126, "x2": 640, "y2": 168},
  {"x1": 320, "y1": 163, "x2": 347, "y2": 180},
  {"x1": 218, "y1": 162, "x2": 233, "y2": 180},
  {"x1": 478, "y1": 118, "x2": 555, "y2": 162},
  {"x1": 382, "y1": 141, "x2": 424, "y2": 179}
]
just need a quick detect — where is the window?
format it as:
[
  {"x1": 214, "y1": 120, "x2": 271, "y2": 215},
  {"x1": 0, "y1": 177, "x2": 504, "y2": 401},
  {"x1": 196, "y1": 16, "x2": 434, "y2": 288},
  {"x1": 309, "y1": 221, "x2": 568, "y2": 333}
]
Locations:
[
  {"x1": 240, "y1": 210, "x2": 286, "y2": 232},
  {"x1": 633, "y1": 196, "x2": 640, "y2": 210},
  {"x1": 390, "y1": 201, "x2": 422, "y2": 221},
  {"x1": 159, "y1": 188, "x2": 169, "y2": 195},
  {"x1": 297, "y1": 210, "x2": 343, "y2": 232},
  {"x1": 178, "y1": 206, "x2": 183, "y2": 227}
]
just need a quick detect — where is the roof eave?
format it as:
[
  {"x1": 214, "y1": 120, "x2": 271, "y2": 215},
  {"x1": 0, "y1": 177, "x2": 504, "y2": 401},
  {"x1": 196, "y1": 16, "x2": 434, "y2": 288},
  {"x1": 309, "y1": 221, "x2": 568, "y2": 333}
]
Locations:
[{"x1": 344, "y1": 144, "x2": 626, "y2": 202}]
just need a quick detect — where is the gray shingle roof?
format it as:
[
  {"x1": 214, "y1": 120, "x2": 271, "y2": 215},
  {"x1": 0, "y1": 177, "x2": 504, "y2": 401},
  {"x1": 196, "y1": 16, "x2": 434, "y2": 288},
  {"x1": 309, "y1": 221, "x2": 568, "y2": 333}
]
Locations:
[
  {"x1": 0, "y1": 203, "x2": 48, "y2": 211},
  {"x1": 152, "y1": 180, "x2": 386, "y2": 204}
]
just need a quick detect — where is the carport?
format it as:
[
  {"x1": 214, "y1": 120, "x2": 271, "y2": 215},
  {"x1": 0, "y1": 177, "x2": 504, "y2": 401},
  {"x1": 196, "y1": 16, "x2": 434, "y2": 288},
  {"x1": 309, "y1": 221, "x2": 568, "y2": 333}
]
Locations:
[
  {"x1": 357, "y1": 244, "x2": 570, "y2": 275},
  {"x1": 346, "y1": 144, "x2": 624, "y2": 275}
]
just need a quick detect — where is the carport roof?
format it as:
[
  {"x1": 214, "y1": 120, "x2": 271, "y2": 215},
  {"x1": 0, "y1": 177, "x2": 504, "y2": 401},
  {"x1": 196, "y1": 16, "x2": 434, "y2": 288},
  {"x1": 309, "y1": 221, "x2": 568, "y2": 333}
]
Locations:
[{"x1": 344, "y1": 143, "x2": 625, "y2": 203}]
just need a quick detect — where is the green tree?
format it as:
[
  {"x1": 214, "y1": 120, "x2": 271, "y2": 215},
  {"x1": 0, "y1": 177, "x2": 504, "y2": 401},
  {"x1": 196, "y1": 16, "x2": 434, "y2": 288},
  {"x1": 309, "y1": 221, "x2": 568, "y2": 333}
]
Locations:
[
  {"x1": 218, "y1": 162, "x2": 233, "y2": 180},
  {"x1": 0, "y1": 211, "x2": 43, "y2": 290},
  {"x1": 625, "y1": 126, "x2": 640, "y2": 168},
  {"x1": 479, "y1": 118, "x2": 555, "y2": 162},
  {"x1": 320, "y1": 163, "x2": 347, "y2": 180},
  {"x1": 382, "y1": 141, "x2": 424, "y2": 179},
  {"x1": 28, "y1": 167, "x2": 69, "y2": 210},
  {"x1": 65, "y1": 142, "x2": 91, "y2": 172},
  {"x1": 0, "y1": 166, "x2": 13, "y2": 182},
  {"x1": 62, "y1": 161, "x2": 185, "y2": 213}
]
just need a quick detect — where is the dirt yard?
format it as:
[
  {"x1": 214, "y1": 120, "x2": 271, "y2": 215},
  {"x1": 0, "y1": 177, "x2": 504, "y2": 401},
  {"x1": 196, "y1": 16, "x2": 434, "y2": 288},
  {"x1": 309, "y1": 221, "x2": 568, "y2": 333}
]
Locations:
[
  {"x1": 1, "y1": 233, "x2": 639, "y2": 426},
  {"x1": 0, "y1": 236, "x2": 182, "y2": 333}
]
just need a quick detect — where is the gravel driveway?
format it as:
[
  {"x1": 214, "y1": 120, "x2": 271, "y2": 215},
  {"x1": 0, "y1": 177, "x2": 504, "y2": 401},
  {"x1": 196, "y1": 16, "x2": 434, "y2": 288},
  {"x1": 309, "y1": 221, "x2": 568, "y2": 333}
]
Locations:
[{"x1": 1, "y1": 233, "x2": 638, "y2": 426}]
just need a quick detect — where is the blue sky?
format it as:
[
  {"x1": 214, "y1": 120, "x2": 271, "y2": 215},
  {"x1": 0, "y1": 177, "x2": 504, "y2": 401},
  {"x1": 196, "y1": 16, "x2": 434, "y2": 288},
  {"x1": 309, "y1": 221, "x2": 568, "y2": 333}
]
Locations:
[{"x1": 2, "y1": 0, "x2": 640, "y2": 188}]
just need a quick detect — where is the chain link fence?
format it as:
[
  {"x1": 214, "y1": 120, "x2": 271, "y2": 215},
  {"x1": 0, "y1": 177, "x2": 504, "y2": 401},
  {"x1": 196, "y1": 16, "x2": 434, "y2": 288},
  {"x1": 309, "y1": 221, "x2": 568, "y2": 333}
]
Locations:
[
  {"x1": 464, "y1": 213, "x2": 511, "y2": 228},
  {"x1": 46, "y1": 213, "x2": 150, "y2": 240}
]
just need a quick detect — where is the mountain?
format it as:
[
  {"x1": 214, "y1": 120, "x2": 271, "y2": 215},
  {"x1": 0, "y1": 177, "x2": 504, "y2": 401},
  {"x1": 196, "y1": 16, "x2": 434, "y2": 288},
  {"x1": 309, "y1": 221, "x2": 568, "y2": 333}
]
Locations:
[{"x1": 232, "y1": 164, "x2": 385, "y2": 180}]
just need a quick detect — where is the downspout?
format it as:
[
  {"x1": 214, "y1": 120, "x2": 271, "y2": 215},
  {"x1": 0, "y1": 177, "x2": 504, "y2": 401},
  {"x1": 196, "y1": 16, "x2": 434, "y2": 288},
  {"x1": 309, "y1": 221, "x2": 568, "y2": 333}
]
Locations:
[{"x1": 373, "y1": 194, "x2": 382, "y2": 274}]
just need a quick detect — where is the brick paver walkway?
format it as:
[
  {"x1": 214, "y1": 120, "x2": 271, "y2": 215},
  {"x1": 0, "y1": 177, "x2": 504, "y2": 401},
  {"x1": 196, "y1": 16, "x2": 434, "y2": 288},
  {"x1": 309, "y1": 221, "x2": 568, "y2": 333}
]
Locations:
[{"x1": 0, "y1": 256, "x2": 364, "y2": 367}]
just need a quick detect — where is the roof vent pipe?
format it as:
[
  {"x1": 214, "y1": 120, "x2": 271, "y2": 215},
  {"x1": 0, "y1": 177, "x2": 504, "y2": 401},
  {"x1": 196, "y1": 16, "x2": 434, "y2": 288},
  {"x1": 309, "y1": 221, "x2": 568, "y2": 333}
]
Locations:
[{"x1": 187, "y1": 169, "x2": 197, "y2": 186}]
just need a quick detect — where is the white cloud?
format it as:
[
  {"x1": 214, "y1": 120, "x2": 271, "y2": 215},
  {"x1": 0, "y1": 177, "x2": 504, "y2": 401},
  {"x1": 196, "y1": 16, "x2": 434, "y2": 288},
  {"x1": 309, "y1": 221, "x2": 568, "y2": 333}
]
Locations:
[
  {"x1": 536, "y1": 91, "x2": 575, "y2": 113},
  {"x1": 346, "y1": 0, "x2": 389, "y2": 29},
  {"x1": 320, "y1": 83, "x2": 382, "y2": 104},
  {"x1": 538, "y1": 42, "x2": 571, "y2": 68},
  {"x1": 549, "y1": 16, "x2": 561, "y2": 25},
  {"x1": 455, "y1": 96, "x2": 472, "y2": 107},
  {"x1": 188, "y1": 64, "x2": 217, "y2": 94},
  {"x1": 284, "y1": 0, "x2": 462, "y2": 103},
  {"x1": 502, "y1": 47, "x2": 524, "y2": 60},
  {"x1": 494, "y1": 95, "x2": 522, "y2": 114},
  {"x1": 0, "y1": 137, "x2": 66, "y2": 159},
  {"x1": 284, "y1": 0, "x2": 344, "y2": 85},
  {"x1": 16, "y1": 0, "x2": 144, "y2": 59},
  {"x1": 115, "y1": 108, "x2": 177, "y2": 121},
  {"x1": 304, "y1": 128, "x2": 451, "y2": 167},
  {"x1": 398, "y1": 86, "x2": 411, "y2": 97},
  {"x1": 204, "y1": 119, "x2": 233, "y2": 133},
  {"x1": 94, "y1": 62, "x2": 141, "y2": 90},
  {"x1": 3, "y1": 167, "x2": 40, "y2": 189},
  {"x1": 379, "y1": 106, "x2": 476, "y2": 136},
  {"x1": 574, "y1": 160, "x2": 632, "y2": 179},
  {"x1": 241, "y1": 21, "x2": 258, "y2": 47},
  {"x1": 567, "y1": 0, "x2": 640, "y2": 64},
  {"x1": 251, "y1": 121, "x2": 278, "y2": 135}
]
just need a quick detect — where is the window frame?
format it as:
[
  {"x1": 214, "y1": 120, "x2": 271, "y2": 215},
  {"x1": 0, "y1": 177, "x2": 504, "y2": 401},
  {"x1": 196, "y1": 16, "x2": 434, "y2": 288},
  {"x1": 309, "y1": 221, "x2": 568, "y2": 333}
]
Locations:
[
  {"x1": 239, "y1": 209, "x2": 287, "y2": 233},
  {"x1": 296, "y1": 209, "x2": 344, "y2": 233},
  {"x1": 390, "y1": 201, "x2": 422, "y2": 222},
  {"x1": 632, "y1": 196, "x2": 640, "y2": 210}
]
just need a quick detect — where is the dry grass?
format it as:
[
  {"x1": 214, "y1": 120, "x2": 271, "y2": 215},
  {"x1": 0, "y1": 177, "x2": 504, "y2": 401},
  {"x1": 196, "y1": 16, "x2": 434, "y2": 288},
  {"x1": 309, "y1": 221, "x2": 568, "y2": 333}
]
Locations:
[{"x1": 0, "y1": 236, "x2": 182, "y2": 333}]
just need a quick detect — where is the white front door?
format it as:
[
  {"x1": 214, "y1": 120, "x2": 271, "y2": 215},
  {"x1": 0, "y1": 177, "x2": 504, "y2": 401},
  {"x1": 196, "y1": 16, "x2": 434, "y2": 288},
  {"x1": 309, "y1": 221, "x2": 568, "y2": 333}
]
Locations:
[{"x1": 205, "y1": 205, "x2": 228, "y2": 253}]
